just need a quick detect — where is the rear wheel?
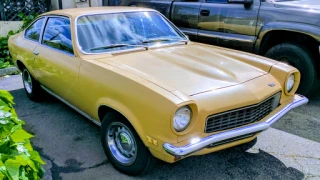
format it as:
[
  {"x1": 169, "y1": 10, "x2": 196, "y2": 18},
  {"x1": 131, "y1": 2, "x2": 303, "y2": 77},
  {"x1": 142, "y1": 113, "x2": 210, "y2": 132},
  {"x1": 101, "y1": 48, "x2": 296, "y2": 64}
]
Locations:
[
  {"x1": 22, "y1": 68, "x2": 43, "y2": 101},
  {"x1": 265, "y1": 43, "x2": 317, "y2": 96},
  {"x1": 100, "y1": 112, "x2": 155, "y2": 175}
]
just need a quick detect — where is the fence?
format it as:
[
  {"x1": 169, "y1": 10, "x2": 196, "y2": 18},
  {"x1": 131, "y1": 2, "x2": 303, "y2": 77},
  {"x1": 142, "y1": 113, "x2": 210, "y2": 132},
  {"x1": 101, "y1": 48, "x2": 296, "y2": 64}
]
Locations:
[{"x1": 0, "y1": 0, "x2": 51, "y2": 21}]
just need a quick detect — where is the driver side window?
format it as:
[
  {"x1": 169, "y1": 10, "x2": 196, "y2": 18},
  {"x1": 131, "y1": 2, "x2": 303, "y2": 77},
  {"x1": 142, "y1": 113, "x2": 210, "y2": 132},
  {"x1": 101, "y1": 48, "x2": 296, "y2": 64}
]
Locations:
[{"x1": 42, "y1": 17, "x2": 74, "y2": 55}]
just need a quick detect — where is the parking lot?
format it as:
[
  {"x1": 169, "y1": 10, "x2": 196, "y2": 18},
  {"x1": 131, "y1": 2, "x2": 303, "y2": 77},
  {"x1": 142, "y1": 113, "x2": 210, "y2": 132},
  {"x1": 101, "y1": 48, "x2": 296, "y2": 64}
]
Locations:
[{"x1": 0, "y1": 75, "x2": 319, "y2": 180}]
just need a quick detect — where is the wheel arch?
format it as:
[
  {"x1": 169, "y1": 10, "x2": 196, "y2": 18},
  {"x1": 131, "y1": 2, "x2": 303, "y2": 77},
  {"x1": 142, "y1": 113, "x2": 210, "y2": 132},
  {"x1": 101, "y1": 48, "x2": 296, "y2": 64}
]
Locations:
[
  {"x1": 255, "y1": 22, "x2": 320, "y2": 56},
  {"x1": 97, "y1": 102, "x2": 148, "y2": 147},
  {"x1": 16, "y1": 60, "x2": 39, "y2": 80},
  {"x1": 255, "y1": 25, "x2": 320, "y2": 78},
  {"x1": 16, "y1": 60, "x2": 25, "y2": 71}
]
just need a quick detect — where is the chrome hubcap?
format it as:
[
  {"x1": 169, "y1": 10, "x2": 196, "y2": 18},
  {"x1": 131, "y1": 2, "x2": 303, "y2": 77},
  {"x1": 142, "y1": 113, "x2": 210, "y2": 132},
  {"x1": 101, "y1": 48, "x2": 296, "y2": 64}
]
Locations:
[
  {"x1": 22, "y1": 69, "x2": 32, "y2": 94},
  {"x1": 107, "y1": 122, "x2": 137, "y2": 166}
]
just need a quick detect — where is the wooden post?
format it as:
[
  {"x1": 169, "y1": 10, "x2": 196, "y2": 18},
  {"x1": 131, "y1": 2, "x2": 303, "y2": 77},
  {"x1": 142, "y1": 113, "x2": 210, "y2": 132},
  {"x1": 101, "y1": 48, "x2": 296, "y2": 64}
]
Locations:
[
  {"x1": 0, "y1": 0, "x2": 5, "y2": 21},
  {"x1": 58, "y1": 0, "x2": 62, "y2": 9}
]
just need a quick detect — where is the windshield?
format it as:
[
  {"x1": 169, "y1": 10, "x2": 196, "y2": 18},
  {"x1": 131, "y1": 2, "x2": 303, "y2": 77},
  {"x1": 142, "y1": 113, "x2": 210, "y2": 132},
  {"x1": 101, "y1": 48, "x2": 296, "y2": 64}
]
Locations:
[
  {"x1": 269, "y1": 0, "x2": 298, "y2": 2},
  {"x1": 77, "y1": 11, "x2": 187, "y2": 53}
]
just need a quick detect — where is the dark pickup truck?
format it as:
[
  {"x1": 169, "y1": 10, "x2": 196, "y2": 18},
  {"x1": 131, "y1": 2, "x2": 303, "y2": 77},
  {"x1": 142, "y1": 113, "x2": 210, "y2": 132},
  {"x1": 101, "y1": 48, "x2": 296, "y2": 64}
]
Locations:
[{"x1": 121, "y1": 0, "x2": 320, "y2": 96}]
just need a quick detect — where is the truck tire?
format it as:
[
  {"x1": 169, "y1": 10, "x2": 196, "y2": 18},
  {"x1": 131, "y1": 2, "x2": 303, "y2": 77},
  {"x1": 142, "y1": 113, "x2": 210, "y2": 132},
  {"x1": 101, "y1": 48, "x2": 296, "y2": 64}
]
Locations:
[
  {"x1": 100, "y1": 112, "x2": 156, "y2": 175},
  {"x1": 265, "y1": 43, "x2": 317, "y2": 96}
]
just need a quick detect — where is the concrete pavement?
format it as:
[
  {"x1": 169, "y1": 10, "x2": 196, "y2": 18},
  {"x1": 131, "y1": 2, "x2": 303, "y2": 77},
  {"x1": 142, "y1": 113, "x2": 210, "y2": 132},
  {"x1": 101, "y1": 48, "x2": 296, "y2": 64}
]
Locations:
[{"x1": 0, "y1": 75, "x2": 319, "y2": 180}]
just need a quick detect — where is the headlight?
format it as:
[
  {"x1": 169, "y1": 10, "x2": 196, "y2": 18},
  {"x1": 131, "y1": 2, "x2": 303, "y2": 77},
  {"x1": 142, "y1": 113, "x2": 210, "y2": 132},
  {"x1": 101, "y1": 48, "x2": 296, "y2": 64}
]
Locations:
[
  {"x1": 173, "y1": 106, "x2": 192, "y2": 132},
  {"x1": 286, "y1": 74, "x2": 295, "y2": 92}
]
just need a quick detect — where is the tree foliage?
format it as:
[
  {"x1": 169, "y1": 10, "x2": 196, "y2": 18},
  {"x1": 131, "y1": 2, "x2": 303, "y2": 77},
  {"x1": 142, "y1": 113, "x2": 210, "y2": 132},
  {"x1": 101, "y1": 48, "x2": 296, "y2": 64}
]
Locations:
[{"x1": 0, "y1": 13, "x2": 37, "y2": 69}]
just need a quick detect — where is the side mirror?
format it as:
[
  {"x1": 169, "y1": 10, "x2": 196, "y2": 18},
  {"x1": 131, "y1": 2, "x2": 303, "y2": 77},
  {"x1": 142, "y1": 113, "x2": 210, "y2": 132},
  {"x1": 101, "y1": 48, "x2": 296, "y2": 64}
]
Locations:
[{"x1": 228, "y1": 0, "x2": 253, "y2": 4}]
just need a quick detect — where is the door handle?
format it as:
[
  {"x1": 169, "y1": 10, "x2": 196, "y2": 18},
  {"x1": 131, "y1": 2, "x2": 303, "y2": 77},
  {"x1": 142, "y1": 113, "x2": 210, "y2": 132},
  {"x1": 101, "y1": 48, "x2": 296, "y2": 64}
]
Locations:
[
  {"x1": 33, "y1": 51, "x2": 39, "y2": 55},
  {"x1": 200, "y1": 10, "x2": 210, "y2": 16}
]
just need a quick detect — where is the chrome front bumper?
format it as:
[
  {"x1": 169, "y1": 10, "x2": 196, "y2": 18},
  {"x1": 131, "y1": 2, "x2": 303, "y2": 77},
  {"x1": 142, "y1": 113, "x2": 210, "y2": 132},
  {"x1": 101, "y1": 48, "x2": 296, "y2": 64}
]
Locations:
[{"x1": 163, "y1": 94, "x2": 308, "y2": 158}]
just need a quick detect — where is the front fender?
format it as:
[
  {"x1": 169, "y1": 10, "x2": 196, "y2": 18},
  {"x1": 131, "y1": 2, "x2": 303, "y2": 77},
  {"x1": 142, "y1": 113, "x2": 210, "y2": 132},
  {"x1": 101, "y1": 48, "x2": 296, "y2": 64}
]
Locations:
[
  {"x1": 96, "y1": 97, "x2": 147, "y2": 146},
  {"x1": 255, "y1": 22, "x2": 320, "y2": 53}
]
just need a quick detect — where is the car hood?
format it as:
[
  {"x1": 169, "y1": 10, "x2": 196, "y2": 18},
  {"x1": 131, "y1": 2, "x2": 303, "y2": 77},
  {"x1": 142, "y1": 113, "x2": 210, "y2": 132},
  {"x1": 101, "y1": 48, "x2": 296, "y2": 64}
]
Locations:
[
  {"x1": 96, "y1": 44, "x2": 274, "y2": 96},
  {"x1": 274, "y1": 0, "x2": 320, "y2": 11}
]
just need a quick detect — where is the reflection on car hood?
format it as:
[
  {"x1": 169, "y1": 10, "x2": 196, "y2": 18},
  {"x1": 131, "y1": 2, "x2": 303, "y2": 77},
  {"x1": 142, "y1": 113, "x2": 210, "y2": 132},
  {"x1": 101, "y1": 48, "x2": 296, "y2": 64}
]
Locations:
[
  {"x1": 274, "y1": 0, "x2": 320, "y2": 11},
  {"x1": 97, "y1": 44, "x2": 275, "y2": 96}
]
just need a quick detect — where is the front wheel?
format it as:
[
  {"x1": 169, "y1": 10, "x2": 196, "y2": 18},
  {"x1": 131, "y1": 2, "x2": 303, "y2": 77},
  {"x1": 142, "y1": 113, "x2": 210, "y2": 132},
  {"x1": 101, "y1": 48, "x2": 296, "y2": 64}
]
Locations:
[
  {"x1": 100, "y1": 112, "x2": 155, "y2": 175},
  {"x1": 265, "y1": 43, "x2": 318, "y2": 96},
  {"x1": 22, "y1": 68, "x2": 43, "y2": 101}
]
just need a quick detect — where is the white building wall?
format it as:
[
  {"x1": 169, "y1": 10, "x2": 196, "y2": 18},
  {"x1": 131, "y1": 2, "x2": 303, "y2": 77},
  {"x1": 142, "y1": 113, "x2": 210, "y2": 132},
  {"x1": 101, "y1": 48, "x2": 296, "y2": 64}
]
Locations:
[
  {"x1": 51, "y1": 0, "x2": 103, "y2": 10},
  {"x1": 51, "y1": 0, "x2": 59, "y2": 10},
  {"x1": 63, "y1": 0, "x2": 76, "y2": 9},
  {"x1": 0, "y1": 21, "x2": 23, "y2": 36},
  {"x1": 0, "y1": 0, "x2": 105, "y2": 36},
  {"x1": 90, "y1": 0, "x2": 103, "y2": 7}
]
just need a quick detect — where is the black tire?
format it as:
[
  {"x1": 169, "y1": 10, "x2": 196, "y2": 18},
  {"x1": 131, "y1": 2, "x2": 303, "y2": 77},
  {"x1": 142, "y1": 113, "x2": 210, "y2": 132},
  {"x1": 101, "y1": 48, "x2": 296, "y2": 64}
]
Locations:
[
  {"x1": 21, "y1": 67, "x2": 43, "y2": 101},
  {"x1": 235, "y1": 137, "x2": 257, "y2": 152},
  {"x1": 265, "y1": 43, "x2": 317, "y2": 96},
  {"x1": 100, "y1": 112, "x2": 156, "y2": 175}
]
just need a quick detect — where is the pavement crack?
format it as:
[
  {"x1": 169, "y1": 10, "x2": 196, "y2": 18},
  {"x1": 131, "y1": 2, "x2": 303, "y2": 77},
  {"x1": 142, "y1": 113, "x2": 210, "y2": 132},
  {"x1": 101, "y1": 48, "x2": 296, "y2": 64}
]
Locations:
[
  {"x1": 266, "y1": 151, "x2": 320, "y2": 161},
  {"x1": 87, "y1": 160, "x2": 109, "y2": 170},
  {"x1": 292, "y1": 156, "x2": 305, "y2": 174},
  {"x1": 32, "y1": 144, "x2": 109, "y2": 180},
  {"x1": 49, "y1": 159, "x2": 108, "y2": 179},
  {"x1": 305, "y1": 174, "x2": 320, "y2": 180}
]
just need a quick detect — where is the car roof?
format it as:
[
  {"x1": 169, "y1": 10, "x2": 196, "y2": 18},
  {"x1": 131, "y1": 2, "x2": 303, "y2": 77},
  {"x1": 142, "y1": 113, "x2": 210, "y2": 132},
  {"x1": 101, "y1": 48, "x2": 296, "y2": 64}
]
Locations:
[{"x1": 43, "y1": 6, "x2": 156, "y2": 18}]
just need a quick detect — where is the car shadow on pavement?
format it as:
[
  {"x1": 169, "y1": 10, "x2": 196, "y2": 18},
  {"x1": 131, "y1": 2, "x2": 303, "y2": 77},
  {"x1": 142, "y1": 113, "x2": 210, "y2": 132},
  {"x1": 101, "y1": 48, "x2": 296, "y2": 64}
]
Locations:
[
  {"x1": 141, "y1": 148, "x2": 304, "y2": 180},
  {"x1": 10, "y1": 89, "x2": 305, "y2": 180}
]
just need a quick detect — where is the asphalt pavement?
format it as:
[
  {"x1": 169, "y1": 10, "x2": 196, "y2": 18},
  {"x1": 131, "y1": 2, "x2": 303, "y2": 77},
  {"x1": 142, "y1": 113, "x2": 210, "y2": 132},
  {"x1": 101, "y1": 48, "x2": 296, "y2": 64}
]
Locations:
[{"x1": 0, "y1": 75, "x2": 319, "y2": 180}]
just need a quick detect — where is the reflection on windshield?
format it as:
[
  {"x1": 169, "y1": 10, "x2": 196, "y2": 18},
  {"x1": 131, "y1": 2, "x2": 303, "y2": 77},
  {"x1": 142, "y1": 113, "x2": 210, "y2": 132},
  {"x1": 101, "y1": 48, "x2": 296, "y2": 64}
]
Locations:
[
  {"x1": 268, "y1": 0, "x2": 298, "y2": 2},
  {"x1": 77, "y1": 11, "x2": 186, "y2": 53}
]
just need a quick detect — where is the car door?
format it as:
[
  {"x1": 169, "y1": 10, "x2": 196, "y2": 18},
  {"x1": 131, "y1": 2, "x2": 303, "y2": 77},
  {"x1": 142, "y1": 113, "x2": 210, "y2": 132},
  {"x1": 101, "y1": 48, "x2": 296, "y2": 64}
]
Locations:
[
  {"x1": 171, "y1": 0, "x2": 203, "y2": 40},
  {"x1": 198, "y1": 0, "x2": 260, "y2": 52},
  {"x1": 21, "y1": 17, "x2": 45, "y2": 76},
  {"x1": 33, "y1": 16, "x2": 81, "y2": 103}
]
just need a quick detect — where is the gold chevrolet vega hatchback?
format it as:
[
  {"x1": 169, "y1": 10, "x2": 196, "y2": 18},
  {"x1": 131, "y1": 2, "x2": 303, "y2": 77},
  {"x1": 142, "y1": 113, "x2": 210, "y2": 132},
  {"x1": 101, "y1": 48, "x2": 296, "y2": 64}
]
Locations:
[{"x1": 8, "y1": 7, "x2": 308, "y2": 175}]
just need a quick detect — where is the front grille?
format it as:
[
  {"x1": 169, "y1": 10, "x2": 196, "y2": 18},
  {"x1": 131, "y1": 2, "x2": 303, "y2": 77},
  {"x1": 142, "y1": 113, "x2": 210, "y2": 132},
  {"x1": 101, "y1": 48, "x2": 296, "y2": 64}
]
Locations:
[{"x1": 205, "y1": 92, "x2": 281, "y2": 133}]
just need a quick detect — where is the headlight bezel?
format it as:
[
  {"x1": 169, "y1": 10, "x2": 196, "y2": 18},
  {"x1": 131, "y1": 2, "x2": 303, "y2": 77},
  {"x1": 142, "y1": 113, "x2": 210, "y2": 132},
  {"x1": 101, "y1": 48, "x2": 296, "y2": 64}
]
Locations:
[
  {"x1": 284, "y1": 72, "x2": 300, "y2": 95},
  {"x1": 173, "y1": 106, "x2": 192, "y2": 132},
  {"x1": 286, "y1": 74, "x2": 295, "y2": 92}
]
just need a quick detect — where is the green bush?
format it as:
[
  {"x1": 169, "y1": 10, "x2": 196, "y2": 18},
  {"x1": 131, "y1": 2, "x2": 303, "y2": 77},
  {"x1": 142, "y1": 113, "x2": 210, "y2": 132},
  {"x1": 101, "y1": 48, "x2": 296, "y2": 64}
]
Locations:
[
  {"x1": 0, "y1": 90, "x2": 45, "y2": 180},
  {"x1": 0, "y1": 31, "x2": 15, "y2": 69},
  {"x1": 0, "y1": 13, "x2": 37, "y2": 69}
]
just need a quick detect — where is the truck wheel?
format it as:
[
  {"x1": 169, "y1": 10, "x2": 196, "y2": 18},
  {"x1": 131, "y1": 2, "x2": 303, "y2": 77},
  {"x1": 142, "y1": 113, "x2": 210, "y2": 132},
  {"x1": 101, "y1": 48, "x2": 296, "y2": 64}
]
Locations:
[
  {"x1": 265, "y1": 43, "x2": 317, "y2": 96},
  {"x1": 22, "y1": 67, "x2": 43, "y2": 101},
  {"x1": 100, "y1": 112, "x2": 155, "y2": 175}
]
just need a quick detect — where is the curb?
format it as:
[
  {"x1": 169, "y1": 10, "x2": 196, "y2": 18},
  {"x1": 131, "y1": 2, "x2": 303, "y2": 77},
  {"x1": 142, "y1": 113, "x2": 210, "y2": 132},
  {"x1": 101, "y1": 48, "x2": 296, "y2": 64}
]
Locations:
[{"x1": 0, "y1": 67, "x2": 20, "y2": 76}]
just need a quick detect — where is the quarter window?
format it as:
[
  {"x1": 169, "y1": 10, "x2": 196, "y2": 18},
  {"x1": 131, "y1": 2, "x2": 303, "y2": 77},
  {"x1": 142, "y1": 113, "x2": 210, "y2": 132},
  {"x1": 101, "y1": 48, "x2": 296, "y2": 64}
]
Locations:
[
  {"x1": 25, "y1": 18, "x2": 44, "y2": 42},
  {"x1": 42, "y1": 17, "x2": 73, "y2": 54}
]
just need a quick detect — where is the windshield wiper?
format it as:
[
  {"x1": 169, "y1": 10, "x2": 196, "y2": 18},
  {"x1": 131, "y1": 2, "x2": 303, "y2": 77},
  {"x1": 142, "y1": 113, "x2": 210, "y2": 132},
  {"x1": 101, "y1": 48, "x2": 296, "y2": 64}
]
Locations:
[
  {"x1": 142, "y1": 38, "x2": 187, "y2": 44},
  {"x1": 89, "y1": 44, "x2": 146, "y2": 51}
]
